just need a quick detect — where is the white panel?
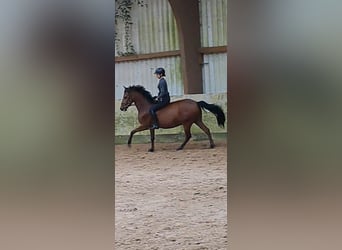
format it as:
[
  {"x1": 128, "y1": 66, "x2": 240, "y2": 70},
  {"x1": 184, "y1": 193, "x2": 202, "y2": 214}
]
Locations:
[
  {"x1": 115, "y1": 56, "x2": 183, "y2": 100},
  {"x1": 202, "y1": 53, "x2": 227, "y2": 94},
  {"x1": 115, "y1": 0, "x2": 179, "y2": 56},
  {"x1": 200, "y1": 0, "x2": 228, "y2": 47}
]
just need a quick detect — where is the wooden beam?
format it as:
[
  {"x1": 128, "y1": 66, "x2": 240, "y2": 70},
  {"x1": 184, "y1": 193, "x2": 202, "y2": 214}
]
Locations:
[
  {"x1": 115, "y1": 46, "x2": 227, "y2": 64},
  {"x1": 115, "y1": 50, "x2": 181, "y2": 62},
  {"x1": 199, "y1": 46, "x2": 227, "y2": 54}
]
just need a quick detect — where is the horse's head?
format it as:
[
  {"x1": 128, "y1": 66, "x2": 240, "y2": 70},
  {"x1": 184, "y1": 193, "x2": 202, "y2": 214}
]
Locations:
[{"x1": 120, "y1": 87, "x2": 133, "y2": 111}]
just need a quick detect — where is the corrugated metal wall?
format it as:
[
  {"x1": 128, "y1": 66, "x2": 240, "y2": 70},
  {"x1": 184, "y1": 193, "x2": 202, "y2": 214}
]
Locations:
[
  {"x1": 115, "y1": 0, "x2": 228, "y2": 52},
  {"x1": 115, "y1": 0, "x2": 227, "y2": 100},
  {"x1": 115, "y1": 0, "x2": 179, "y2": 56},
  {"x1": 200, "y1": 0, "x2": 228, "y2": 47},
  {"x1": 202, "y1": 53, "x2": 227, "y2": 94},
  {"x1": 115, "y1": 56, "x2": 183, "y2": 100},
  {"x1": 200, "y1": 0, "x2": 227, "y2": 94}
]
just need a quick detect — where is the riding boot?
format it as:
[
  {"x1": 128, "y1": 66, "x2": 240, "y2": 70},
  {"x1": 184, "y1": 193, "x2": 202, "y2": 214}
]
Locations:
[{"x1": 150, "y1": 109, "x2": 159, "y2": 129}]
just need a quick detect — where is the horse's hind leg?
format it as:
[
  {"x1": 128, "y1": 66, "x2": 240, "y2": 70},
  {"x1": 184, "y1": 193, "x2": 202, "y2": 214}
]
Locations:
[
  {"x1": 177, "y1": 123, "x2": 192, "y2": 150},
  {"x1": 195, "y1": 120, "x2": 215, "y2": 148}
]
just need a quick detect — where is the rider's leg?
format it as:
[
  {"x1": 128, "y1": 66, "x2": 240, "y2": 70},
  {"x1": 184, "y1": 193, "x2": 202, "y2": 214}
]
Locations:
[
  {"x1": 149, "y1": 107, "x2": 159, "y2": 129},
  {"x1": 149, "y1": 99, "x2": 170, "y2": 129}
]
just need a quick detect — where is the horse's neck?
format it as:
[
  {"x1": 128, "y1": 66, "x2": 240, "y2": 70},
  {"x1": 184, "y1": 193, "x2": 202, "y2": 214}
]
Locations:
[{"x1": 133, "y1": 94, "x2": 151, "y2": 113}]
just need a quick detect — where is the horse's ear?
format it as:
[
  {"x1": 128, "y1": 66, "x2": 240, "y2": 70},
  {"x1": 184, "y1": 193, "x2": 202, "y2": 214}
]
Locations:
[{"x1": 123, "y1": 85, "x2": 127, "y2": 89}]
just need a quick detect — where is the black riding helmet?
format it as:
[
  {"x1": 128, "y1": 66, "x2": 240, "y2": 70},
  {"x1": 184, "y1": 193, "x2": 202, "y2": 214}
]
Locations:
[{"x1": 154, "y1": 67, "x2": 166, "y2": 76}]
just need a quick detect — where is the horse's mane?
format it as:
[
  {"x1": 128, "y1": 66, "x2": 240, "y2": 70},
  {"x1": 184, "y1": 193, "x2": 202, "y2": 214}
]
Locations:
[{"x1": 126, "y1": 85, "x2": 155, "y2": 103}]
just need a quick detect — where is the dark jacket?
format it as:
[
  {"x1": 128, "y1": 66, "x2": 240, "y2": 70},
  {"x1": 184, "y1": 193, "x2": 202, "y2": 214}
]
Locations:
[{"x1": 157, "y1": 77, "x2": 170, "y2": 102}]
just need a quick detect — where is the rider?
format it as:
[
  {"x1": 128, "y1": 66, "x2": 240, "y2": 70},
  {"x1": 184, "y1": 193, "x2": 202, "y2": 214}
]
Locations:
[{"x1": 150, "y1": 67, "x2": 170, "y2": 129}]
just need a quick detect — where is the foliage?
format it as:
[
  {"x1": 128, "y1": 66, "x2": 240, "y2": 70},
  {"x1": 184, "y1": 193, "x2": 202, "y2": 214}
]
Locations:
[{"x1": 115, "y1": 0, "x2": 147, "y2": 56}]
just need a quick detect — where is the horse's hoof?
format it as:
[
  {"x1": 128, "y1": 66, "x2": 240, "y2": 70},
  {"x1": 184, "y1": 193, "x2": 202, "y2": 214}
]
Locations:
[
  {"x1": 210, "y1": 144, "x2": 215, "y2": 148},
  {"x1": 128, "y1": 143, "x2": 131, "y2": 148},
  {"x1": 148, "y1": 148, "x2": 154, "y2": 152},
  {"x1": 176, "y1": 147, "x2": 183, "y2": 151}
]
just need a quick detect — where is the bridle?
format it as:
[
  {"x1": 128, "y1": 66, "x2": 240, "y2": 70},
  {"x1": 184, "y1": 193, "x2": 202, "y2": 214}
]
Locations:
[{"x1": 120, "y1": 92, "x2": 133, "y2": 111}]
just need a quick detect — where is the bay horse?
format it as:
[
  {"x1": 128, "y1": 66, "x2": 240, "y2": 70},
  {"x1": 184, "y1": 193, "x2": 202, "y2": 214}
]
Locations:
[{"x1": 120, "y1": 85, "x2": 225, "y2": 152}]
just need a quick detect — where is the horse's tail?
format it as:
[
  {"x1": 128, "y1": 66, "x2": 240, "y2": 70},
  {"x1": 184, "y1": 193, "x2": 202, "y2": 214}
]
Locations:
[{"x1": 197, "y1": 101, "x2": 226, "y2": 128}]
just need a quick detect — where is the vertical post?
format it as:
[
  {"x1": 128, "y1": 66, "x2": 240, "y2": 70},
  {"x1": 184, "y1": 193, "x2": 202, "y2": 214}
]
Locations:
[{"x1": 168, "y1": 0, "x2": 203, "y2": 94}]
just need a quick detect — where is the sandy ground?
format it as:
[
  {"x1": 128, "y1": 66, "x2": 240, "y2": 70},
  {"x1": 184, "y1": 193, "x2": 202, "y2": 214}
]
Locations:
[{"x1": 115, "y1": 140, "x2": 227, "y2": 250}]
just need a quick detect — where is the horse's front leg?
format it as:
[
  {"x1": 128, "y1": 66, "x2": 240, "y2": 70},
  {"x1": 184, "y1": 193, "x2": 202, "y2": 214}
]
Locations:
[
  {"x1": 148, "y1": 129, "x2": 155, "y2": 152},
  {"x1": 127, "y1": 125, "x2": 149, "y2": 147}
]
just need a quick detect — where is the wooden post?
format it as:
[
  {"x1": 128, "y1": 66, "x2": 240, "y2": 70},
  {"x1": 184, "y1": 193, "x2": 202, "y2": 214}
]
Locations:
[{"x1": 168, "y1": 0, "x2": 203, "y2": 94}]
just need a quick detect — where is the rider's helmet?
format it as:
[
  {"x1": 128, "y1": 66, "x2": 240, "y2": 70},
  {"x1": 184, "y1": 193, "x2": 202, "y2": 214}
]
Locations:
[{"x1": 154, "y1": 67, "x2": 166, "y2": 76}]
